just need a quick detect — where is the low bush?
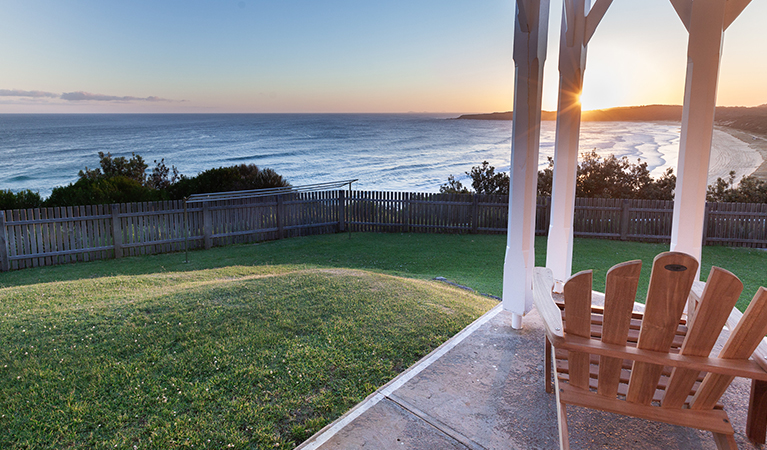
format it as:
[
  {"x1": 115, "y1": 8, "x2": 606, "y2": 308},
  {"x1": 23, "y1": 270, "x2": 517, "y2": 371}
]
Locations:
[{"x1": 0, "y1": 189, "x2": 44, "y2": 210}]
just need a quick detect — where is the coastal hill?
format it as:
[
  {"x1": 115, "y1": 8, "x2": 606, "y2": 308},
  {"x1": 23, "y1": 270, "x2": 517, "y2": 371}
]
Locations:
[{"x1": 457, "y1": 104, "x2": 767, "y2": 136}]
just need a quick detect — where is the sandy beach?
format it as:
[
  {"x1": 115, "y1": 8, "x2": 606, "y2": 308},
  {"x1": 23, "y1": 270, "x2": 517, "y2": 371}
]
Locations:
[{"x1": 709, "y1": 126, "x2": 767, "y2": 185}]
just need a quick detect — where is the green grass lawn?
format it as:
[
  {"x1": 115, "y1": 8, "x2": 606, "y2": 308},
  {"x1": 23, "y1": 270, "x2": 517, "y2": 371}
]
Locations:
[
  {"x1": 0, "y1": 264, "x2": 496, "y2": 449},
  {"x1": 1, "y1": 232, "x2": 766, "y2": 449},
  {"x1": 3, "y1": 232, "x2": 763, "y2": 308}
]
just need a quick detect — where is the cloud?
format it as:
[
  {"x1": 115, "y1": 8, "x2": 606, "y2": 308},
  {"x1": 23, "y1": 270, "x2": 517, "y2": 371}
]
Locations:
[
  {"x1": 0, "y1": 89, "x2": 59, "y2": 98},
  {"x1": 60, "y1": 91, "x2": 176, "y2": 102},
  {"x1": 1, "y1": 88, "x2": 181, "y2": 105}
]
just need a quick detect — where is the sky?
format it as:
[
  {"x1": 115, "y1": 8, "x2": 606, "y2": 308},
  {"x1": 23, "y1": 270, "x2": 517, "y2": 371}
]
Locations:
[{"x1": 0, "y1": 0, "x2": 765, "y2": 114}]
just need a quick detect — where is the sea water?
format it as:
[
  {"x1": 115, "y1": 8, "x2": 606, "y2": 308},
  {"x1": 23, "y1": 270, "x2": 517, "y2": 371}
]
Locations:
[{"x1": 0, "y1": 114, "x2": 681, "y2": 198}]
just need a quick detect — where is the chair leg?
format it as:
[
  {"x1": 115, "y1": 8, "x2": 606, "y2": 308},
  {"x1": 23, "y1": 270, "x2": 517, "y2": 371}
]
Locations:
[
  {"x1": 747, "y1": 379, "x2": 767, "y2": 444},
  {"x1": 545, "y1": 336, "x2": 552, "y2": 393},
  {"x1": 712, "y1": 432, "x2": 737, "y2": 450},
  {"x1": 554, "y1": 352, "x2": 570, "y2": 450}
]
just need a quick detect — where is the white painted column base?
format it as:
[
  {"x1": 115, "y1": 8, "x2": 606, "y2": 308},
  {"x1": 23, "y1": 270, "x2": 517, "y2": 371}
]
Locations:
[{"x1": 511, "y1": 313, "x2": 523, "y2": 330}]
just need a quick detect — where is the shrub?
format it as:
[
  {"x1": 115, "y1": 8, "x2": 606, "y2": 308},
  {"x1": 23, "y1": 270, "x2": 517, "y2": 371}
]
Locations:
[
  {"x1": 0, "y1": 189, "x2": 44, "y2": 210},
  {"x1": 573, "y1": 150, "x2": 675, "y2": 200},
  {"x1": 45, "y1": 176, "x2": 163, "y2": 207},
  {"x1": 40, "y1": 152, "x2": 289, "y2": 206},
  {"x1": 440, "y1": 161, "x2": 509, "y2": 195},
  {"x1": 707, "y1": 171, "x2": 767, "y2": 203},
  {"x1": 13, "y1": 152, "x2": 290, "y2": 207},
  {"x1": 147, "y1": 158, "x2": 181, "y2": 191},
  {"x1": 444, "y1": 151, "x2": 676, "y2": 200},
  {"x1": 168, "y1": 164, "x2": 290, "y2": 199},
  {"x1": 439, "y1": 175, "x2": 470, "y2": 194},
  {"x1": 79, "y1": 152, "x2": 149, "y2": 184}
]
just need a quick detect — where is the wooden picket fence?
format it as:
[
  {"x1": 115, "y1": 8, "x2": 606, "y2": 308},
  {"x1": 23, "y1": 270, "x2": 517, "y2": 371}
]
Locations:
[
  {"x1": 2, "y1": 191, "x2": 767, "y2": 271},
  {"x1": 0, "y1": 192, "x2": 341, "y2": 271}
]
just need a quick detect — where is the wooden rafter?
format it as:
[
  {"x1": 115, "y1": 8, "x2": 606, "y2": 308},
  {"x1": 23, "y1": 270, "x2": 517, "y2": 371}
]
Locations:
[
  {"x1": 669, "y1": 0, "x2": 692, "y2": 32},
  {"x1": 584, "y1": 0, "x2": 613, "y2": 44},
  {"x1": 724, "y1": 0, "x2": 752, "y2": 30},
  {"x1": 670, "y1": 0, "x2": 751, "y2": 33}
]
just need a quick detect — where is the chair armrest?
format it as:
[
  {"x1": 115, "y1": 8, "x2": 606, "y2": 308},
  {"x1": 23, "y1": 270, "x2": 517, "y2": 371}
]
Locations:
[
  {"x1": 690, "y1": 281, "x2": 706, "y2": 299},
  {"x1": 533, "y1": 267, "x2": 564, "y2": 344},
  {"x1": 685, "y1": 280, "x2": 706, "y2": 325}
]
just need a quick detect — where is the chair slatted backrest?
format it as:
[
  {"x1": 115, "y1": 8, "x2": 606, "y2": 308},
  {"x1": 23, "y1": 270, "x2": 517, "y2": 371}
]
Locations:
[
  {"x1": 563, "y1": 270, "x2": 592, "y2": 389},
  {"x1": 662, "y1": 266, "x2": 743, "y2": 408},
  {"x1": 626, "y1": 252, "x2": 698, "y2": 405},
  {"x1": 692, "y1": 286, "x2": 767, "y2": 410},
  {"x1": 540, "y1": 251, "x2": 767, "y2": 449},
  {"x1": 597, "y1": 260, "x2": 642, "y2": 397},
  {"x1": 561, "y1": 252, "x2": 767, "y2": 412}
]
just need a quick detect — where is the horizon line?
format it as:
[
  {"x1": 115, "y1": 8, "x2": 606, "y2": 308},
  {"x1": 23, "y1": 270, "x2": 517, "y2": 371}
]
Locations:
[{"x1": 0, "y1": 103, "x2": 765, "y2": 116}]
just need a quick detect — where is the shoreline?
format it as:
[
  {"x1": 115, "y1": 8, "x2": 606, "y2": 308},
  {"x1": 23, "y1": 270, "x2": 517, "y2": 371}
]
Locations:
[
  {"x1": 708, "y1": 126, "x2": 765, "y2": 186},
  {"x1": 715, "y1": 126, "x2": 767, "y2": 183}
]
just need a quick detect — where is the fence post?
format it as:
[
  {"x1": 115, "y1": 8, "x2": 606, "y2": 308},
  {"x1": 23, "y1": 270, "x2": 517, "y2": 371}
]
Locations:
[
  {"x1": 702, "y1": 202, "x2": 710, "y2": 246},
  {"x1": 276, "y1": 195, "x2": 284, "y2": 239},
  {"x1": 203, "y1": 201, "x2": 212, "y2": 249},
  {"x1": 111, "y1": 204, "x2": 123, "y2": 259},
  {"x1": 543, "y1": 196, "x2": 552, "y2": 235},
  {"x1": 620, "y1": 199, "x2": 630, "y2": 241},
  {"x1": 0, "y1": 211, "x2": 9, "y2": 271},
  {"x1": 338, "y1": 190, "x2": 346, "y2": 232},
  {"x1": 183, "y1": 199, "x2": 189, "y2": 263},
  {"x1": 471, "y1": 194, "x2": 479, "y2": 234}
]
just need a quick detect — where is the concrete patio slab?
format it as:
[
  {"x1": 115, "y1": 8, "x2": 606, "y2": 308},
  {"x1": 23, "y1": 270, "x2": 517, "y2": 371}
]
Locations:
[{"x1": 297, "y1": 304, "x2": 765, "y2": 449}]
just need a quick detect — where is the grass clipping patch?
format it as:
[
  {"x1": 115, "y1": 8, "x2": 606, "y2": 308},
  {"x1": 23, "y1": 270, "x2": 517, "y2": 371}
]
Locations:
[{"x1": 0, "y1": 266, "x2": 495, "y2": 449}]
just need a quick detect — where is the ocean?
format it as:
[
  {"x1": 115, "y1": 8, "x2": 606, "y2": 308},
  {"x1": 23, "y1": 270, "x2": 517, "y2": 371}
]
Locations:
[{"x1": 0, "y1": 114, "x2": 682, "y2": 198}]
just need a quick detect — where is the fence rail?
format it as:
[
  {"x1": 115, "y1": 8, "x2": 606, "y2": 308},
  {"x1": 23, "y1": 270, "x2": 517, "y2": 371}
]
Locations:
[{"x1": 2, "y1": 191, "x2": 766, "y2": 271}]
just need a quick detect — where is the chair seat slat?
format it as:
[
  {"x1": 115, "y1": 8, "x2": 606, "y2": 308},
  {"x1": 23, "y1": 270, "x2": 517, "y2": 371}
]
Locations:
[
  {"x1": 556, "y1": 374, "x2": 717, "y2": 408},
  {"x1": 558, "y1": 383, "x2": 733, "y2": 435}
]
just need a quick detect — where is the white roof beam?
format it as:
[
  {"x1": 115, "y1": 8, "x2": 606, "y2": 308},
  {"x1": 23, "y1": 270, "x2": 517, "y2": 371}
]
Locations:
[
  {"x1": 669, "y1": 0, "x2": 692, "y2": 32},
  {"x1": 584, "y1": 0, "x2": 613, "y2": 45},
  {"x1": 724, "y1": 0, "x2": 752, "y2": 30}
]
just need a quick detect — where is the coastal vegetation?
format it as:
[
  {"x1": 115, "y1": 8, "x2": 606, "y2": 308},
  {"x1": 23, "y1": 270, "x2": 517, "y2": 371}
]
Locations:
[
  {"x1": 0, "y1": 188, "x2": 43, "y2": 210},
  {"x1": 0, "y1": 152, "x2": 290, "y2": 210},
  {"x1": 441, "y1": 150, "x2": 676, "y2": 200},
  {"x1": 439, "y1": 161, "x2": 509, "y2": 195},
  {"x1": 167, "y1": 164, "x2": 288, "y2": 200},
  {"x1": 442, "y1": 153, "x2": 767, "y2": 204},
  {"x1": 707, "y1": 170, "x2": 767, "y2": 203}
]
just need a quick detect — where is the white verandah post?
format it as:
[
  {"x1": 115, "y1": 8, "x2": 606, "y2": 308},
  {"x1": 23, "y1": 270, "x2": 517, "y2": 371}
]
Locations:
[
  {"x1": 502, "y1": 0, "x2": 550, "y2": 328},
  {"x1": 545, "y1": 0, "x2": 612, "y2": 289},
  {"x1": 669, "y1": 0, "x2": 752, "y2": 276}
]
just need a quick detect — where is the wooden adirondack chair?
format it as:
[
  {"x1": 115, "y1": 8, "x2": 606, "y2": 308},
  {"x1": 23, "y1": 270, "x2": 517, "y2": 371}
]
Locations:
[{"x1": 533, "y1": 251, "x2": 767, "y2": 450}]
